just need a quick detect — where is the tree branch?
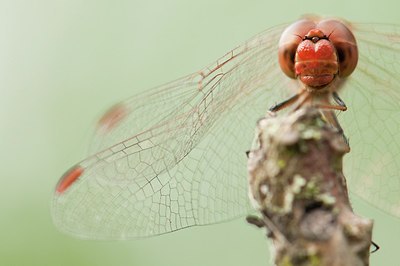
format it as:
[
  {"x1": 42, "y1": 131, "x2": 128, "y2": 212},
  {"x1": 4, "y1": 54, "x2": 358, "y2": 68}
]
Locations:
[{"x1": 247, "y1": 108, "x2": 373, "y2": 266}]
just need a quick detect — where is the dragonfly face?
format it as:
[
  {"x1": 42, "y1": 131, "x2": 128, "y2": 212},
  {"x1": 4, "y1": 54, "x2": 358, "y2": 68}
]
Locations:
[
  {"x1": 295, "y1": 29, "x2": 339, "y2": 87},
  {"x1": 278, "y1": 19, "x2": 358, "y2": 89},
  {"x1": 52, "y1": 17, "x2": 400, "y2": 240}
]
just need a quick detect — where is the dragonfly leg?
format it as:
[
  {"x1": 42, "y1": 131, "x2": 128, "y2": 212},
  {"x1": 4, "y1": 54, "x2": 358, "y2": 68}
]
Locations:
[
  {"x1": 321, "y1": 110, "x2": 344, "y2": 134},
  {"x1": 313, "y1": 103, "x2": 347, "y2": 111},
  {"x1": 246, "y1": 215, "x2": 266, "y2": 228},
  {"x1": 245, "y1": 215, "x2": 277, "y2": 239},
  {"x1": 333, "y1": 92, "x2": 347, "y2": 110},
  {"x1": 321, "y1": 109, "x2": 350, "y2": 149},
  {"x1": 293, "y1": 92, "x2": 312, "y2": 111},
  {"x1": 313, "y1": 92, "x2": 347, "y2": 111},
  {"x1": 269, "y1": 92, "x2": 304, "y2": 112},
  {"x1": 371, "y1": 240, "x2": 380, "y2": 253}
]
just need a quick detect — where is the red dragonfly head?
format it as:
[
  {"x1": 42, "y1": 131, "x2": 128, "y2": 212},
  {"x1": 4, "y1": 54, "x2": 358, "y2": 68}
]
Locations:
[{"x1": 278, "y1": 19, "x2": 358, "y2": 88}]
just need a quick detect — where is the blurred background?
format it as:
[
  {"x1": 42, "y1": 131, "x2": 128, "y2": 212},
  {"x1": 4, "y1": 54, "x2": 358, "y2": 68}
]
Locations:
[{"x1": 1, "y1": 0, "x2": 400, "y2": 265}]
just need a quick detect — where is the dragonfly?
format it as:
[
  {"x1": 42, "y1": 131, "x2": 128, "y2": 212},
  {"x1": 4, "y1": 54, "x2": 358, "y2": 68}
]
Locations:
[{"x1": 52, "y1": 16, "x2": 400, "y2": 240}]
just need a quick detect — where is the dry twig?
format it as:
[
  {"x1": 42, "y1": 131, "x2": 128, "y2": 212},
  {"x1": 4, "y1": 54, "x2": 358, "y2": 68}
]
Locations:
[{"x1": 247, "y1": 108, "x2": 373, "y2": 266}]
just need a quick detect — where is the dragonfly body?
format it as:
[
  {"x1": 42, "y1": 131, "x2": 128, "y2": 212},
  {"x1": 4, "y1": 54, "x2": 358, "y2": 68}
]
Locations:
[{"x1": 52, "y1": 17, "x2": 400, "y2": 239}]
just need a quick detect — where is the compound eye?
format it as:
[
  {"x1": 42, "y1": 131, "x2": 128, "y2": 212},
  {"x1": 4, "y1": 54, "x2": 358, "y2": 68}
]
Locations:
[
  {"x1": 334, "y1": 40, "x2": 358, "y2": 77},
  {"x1": 278, "y1": 43, "x2": 298, "y2": 78},
  {"x1": 278, "y1": 19, "x2": 316, "y2": 78}
]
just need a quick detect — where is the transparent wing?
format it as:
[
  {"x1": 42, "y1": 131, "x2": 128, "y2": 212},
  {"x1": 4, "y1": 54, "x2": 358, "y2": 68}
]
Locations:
[
  {"x1": 341, "y1": 23, "x2": 400, "y2": 217},
  {"x1": 52, "y1": 23, "x2": 296, "y2": 239}
]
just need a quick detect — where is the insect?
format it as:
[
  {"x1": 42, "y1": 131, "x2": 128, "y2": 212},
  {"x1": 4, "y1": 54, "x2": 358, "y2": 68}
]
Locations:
[
  {"x1": 52, "y1": 17, "x2": 400, "y2": 239},
  {"x1": 270, "y1": 19, "x2": 356, "y2": 136}
]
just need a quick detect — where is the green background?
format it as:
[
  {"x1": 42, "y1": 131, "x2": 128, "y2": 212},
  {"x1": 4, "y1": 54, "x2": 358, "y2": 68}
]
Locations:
[{"x1": 1, "y1": 0, "x2": 400, "y2": 265}]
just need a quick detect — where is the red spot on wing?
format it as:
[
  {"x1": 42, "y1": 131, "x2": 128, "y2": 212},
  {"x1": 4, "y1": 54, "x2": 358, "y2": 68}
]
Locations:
[
  {"x1": 98, "y1": 104, "x2": 127, "y2": 133},
  {"x1": 56, "y1": 165, "x2": 84, "y2": 194}
]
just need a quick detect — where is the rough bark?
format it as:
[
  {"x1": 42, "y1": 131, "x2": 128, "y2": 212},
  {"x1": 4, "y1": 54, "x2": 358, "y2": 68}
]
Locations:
[{"x1": 247, "y1": 108, "x2": 373, "y2": 266}]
